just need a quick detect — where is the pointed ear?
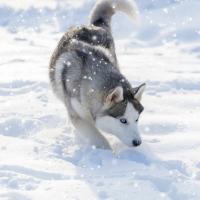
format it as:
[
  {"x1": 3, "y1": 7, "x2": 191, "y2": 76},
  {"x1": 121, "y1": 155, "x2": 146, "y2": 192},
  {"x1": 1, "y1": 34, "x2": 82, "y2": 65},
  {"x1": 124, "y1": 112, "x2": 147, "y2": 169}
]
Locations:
[
  {"x1": 133, "y1": 83, "x2": 146, "y2": 101},
  {"x1": 105, "y1": 86, "x2": 123, "y2": 106}
]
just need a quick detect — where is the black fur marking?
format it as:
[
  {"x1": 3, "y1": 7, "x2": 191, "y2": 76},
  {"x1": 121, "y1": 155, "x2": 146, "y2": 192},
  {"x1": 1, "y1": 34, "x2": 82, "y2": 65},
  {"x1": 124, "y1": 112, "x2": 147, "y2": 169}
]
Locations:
[
  {"x1": 75, "y1": 50, "x2": 88, "y2": 66},
  {"x1": 123, "y1": 88, "x2": 144, "y2": 114},
  {"x1": 93, "y1": 18, "x2": 106, "y2": 27},
  {"x1": 132, "y1": 99, "x2": 144, "y2": 114},
  {"x1": 75, "y1": 27, "x2": 112, "y2": 50},
  {"x1": 61, "y1": 65, "x2": 68, "y2": 92},
  {"x1": 106, "y1": 98, "x2": 143, "y2": 118},
  {"x1": 62, "y1": 41, "x2": 67, "y2": 48},
  {"x1": 104, "y1": 82, "x2": 144, "y2": 118},
  {"x1": 106, "y1": 100, "x2": 128, "y2": 118}
]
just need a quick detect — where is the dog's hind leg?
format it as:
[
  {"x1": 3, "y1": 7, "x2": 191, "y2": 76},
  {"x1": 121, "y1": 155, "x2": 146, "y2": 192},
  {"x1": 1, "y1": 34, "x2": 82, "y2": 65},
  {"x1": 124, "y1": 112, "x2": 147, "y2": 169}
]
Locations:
[{"x1": 72, "y1": 118, "x2": 111, "y2": 149}]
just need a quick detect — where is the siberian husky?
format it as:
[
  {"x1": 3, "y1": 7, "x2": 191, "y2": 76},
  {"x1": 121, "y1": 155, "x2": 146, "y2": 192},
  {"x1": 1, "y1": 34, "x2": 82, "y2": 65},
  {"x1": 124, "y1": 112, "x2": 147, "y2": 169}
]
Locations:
[{"x1": 49, "y1": 0, "x2": 146, "y2": 149}]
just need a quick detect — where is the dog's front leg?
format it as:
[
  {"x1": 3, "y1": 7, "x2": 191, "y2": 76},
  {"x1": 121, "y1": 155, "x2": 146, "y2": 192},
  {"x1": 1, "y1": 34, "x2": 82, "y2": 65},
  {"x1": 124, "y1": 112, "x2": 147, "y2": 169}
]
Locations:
[{"x1": 73, "y1": 119, "x2": 111, "y2": 149}]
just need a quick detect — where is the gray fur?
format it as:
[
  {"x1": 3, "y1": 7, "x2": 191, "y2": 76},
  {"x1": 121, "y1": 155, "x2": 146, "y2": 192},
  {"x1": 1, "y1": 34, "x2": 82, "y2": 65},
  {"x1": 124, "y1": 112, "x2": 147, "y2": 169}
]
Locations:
[{"x1": 49, "y1": 0, "x2": 143, "y2": 148}]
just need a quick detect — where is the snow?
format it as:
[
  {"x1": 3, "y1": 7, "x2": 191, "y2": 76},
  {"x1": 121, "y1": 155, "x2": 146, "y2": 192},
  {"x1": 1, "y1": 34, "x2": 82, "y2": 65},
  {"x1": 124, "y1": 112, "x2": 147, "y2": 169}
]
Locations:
[{"x1": 1, "y1": 0, "x2": 200, "y2": 199}]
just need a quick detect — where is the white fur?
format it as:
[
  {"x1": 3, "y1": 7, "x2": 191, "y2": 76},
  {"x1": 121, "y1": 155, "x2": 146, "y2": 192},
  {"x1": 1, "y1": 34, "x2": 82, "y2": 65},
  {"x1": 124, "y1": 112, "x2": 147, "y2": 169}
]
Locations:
[
  {"x1": 134, "y1": 83, "x2": 146, "y2": 102},
  {"x1": 113, "y1": 0, "x2": 139, "y2": 20},
  {"x1": 54, "y1": 53, "x2": 69, "y2": 101},
  {"x1": 73, "y1": 119, "x2": 111, "y2": 149},
  {"x1": 90, "y1": 0, "x2": 139, "y2": 24},
  {"x1": 71, "y1": 98, "x2": 93, "y2": 122},
  {"x1": 95, "y1": 102, "x2": 141, "y2": 147},
  {"x1": 71, "y1": 98, "x2": 111, "y2": 149}
]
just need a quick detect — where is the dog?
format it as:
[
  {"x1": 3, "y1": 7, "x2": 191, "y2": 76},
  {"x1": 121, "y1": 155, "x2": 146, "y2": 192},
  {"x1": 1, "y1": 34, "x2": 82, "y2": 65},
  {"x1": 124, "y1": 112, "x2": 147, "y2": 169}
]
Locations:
[{"x1": 49, "y1": 0, "x2": 146, "y2": 149}]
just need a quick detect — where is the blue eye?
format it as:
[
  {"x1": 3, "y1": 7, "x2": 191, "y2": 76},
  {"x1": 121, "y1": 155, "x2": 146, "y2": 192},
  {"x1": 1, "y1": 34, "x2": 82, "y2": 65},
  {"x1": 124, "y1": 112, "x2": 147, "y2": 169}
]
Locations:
[{"x1": 120, "y1": 118, "x2": 128, "y2": 124}]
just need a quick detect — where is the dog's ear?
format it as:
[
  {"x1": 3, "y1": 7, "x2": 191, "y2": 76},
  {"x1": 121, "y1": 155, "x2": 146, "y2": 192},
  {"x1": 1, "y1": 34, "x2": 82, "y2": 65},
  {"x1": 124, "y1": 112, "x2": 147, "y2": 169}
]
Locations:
[
  {"x1": 132, "y1": 83, "x2": 146, "y2": 101},
  {"x1": 105, "y1": 86, "x2": 123, "y2": 106}
]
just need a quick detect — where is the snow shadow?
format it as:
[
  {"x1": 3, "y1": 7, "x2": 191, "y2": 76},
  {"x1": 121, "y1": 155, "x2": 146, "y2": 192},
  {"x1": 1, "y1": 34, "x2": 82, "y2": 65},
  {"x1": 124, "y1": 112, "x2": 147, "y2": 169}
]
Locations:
[{"x1": 51, "y1": 133, "x2": 192, "y2": 200}]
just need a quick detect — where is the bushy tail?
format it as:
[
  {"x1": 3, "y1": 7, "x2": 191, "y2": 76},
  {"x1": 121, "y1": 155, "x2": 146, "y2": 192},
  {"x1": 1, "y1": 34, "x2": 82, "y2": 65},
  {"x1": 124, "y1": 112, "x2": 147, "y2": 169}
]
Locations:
[{"x1": 90, "y1": 0, "x2": 138, "y2": 29}]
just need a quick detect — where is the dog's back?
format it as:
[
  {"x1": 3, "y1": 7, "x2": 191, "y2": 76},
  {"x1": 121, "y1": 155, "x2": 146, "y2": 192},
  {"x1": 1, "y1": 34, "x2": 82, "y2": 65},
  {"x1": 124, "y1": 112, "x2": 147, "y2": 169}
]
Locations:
[
  {"x1": 50, "y1": 0, "x2": 138, "y2": 68},
  {"x1": 50, "y1": 25, "x2": 116, "y2": 72},
  {"x1": 50, "y1": 0, "x2": 137, "y2": 97}
]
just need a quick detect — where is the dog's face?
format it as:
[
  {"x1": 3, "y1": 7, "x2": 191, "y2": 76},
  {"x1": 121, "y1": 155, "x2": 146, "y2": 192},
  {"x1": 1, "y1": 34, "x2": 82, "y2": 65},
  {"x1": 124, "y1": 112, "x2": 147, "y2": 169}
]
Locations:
[{"x1": 95, "y1": 84, "x2": 145, "y2": 147}]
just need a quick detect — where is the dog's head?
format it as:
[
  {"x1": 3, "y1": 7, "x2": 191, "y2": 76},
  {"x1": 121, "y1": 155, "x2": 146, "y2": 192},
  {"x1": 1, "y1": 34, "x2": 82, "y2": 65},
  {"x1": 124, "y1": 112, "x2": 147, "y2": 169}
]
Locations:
[{"x1": 95, "y1": 83, "x2": 146, "y2": 147}]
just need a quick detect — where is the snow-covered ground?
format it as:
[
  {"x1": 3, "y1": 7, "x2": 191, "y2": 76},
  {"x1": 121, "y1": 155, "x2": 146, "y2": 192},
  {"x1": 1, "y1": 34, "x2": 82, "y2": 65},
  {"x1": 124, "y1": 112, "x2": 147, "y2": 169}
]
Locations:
[{"x1": 1, "y1": 0, "x2": 200, "y2": 199}]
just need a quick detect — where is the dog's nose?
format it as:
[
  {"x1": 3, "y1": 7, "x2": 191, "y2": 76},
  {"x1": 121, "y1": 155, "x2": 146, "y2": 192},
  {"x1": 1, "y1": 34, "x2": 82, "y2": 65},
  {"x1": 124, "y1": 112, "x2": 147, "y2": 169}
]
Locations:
[{"x1": 132, "y1": 140, "x2": 142, "y2": 147}]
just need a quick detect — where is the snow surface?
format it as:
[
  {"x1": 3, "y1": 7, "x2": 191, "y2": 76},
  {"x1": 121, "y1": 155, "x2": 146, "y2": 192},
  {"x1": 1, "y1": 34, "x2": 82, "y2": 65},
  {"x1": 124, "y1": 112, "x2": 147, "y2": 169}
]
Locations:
[{"x1": 1, "y1": 0, "x2": 200, "y2": 199}]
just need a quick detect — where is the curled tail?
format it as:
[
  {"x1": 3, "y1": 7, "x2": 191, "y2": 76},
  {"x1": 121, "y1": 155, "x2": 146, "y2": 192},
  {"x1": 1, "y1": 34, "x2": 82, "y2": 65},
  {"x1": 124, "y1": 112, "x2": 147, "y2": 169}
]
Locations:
[{"x1": 90, "y1": 0, "x2": 138, "y2": 29}]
